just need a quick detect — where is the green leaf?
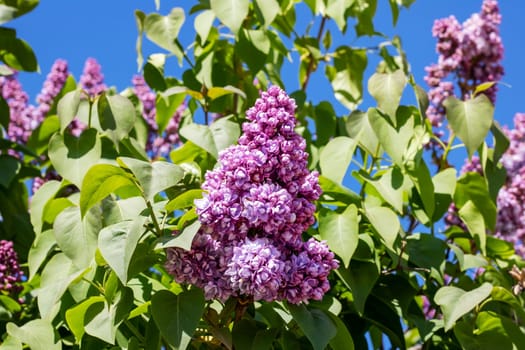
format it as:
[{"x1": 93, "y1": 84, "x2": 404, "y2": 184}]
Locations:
[
  {"x1": 319, "y1": 204, "x2": 359, "y2": 267},
  {"x1": 135, "y1": 10, "x2": 145, "y2": 70},
  {"x1": 155, "y1": 220, "x2": 200, "y2": 251},
  {"x1": 0, "y1": 95, "x2": 9, "y2": 131},
  {"x1": 435, "y1": 282, "x2": 492, "y2": 331},
  {"x1": 325, "y1": 47, "x2": 367, "y2": 110},
  {"x1": 458, "y1": 200, "x2": 486, "y2": 255},
  {"x1": 30, "y1": 180, "x2": 62, "y2": 235},
  {"x1": 406, "y1": 159, "x2": 435, "y2": 218},
  {"x1": 489, "y1": 286, "x2": 525, "y2": 321},
  {"x1": 80, "y1": 164, "x2": 140, "y2": 217},
  {"x1": 151, "y1": 289, "x2": 205, "y2": 350},
  {"x1": 346, "y1": 109, "x2": 379, "y2": 155},
  {"x1": 210, "y1": 0, "x2": 248, "y2": 34},
  {"x1": 117, "y1": 157, "x2": 184, "y2": 201},
  {"x1": 325, "y1": 0, "x2": 353, "y2": 31},
  {"x1": 97, "y1": 94, "x2": 136, "y2": 145},
  {"x1": 27, "y1": 229, "x2": 56, "y2": 278},
  {"x1": 455, "y1": 172, "x2": 497, "y2": 231},
  {"x1": 65, "y1": 296, "x2": 105, "y2": 342},
  {"x1": 207, "y1": 85, "x2": 247, "y2": 101},
  {"x1": 26, "y1": 115, "x2": 60, "y2": 156},
  {"x1": 53, "y1": 205, "x2": 101, "y2": 269},
  {"x1": 38, "y1": 253, "x2": 84, "y2": 319},
  {"x1": 336, "y1": 260, "x2": 379, "y2": 314},
  {"x1": 48, "y1": 128, "x2": 102, "y2": 189},
  {"x1": 98, "y1": 218, "x2": 147, "y2": 284},
  {"x1": 359, "y1": 167, "x2": 407, "y2": 213},
  {"x1": 0, "y1": 335, "x2": 22, "y2": 350},
  {"x1": 0, "y1": 5, "x2": 17, "y2": 25},
  {"x1": 491, "y1": 122, "x2": 510, "y2": 165},
  {"x1": 368, "y1": 70, "x2": 406, "y2": 120},
  {"x1": 365, "y1": 205, "x2": 399, "y2": 250},
  {"x1": 444, "y1": 94, "x2": 494, "y2": 157},
  {"x1": 166, "y1": 189, "x2": 203, "y2": 212},
  {"x1": 156, "y1": 92, "x2": 184, "y2": 133},
  {"x1": 57, "y1": 89, "x2": 81, "y2": 132},
  {"x1": 327, "y1": 311, "x2": 355, "y2": 350},
  {"x1": 287, "y1": 304, "x2": 337, "y2": 350},
  {"x1": 194, "y1": 9, "x2": 215, "y2": 43},
  {"x1": 2, "y1": 38, "x2": 38, "y2": 72},
  {"x1": 0, "y1": 155, "x2": 20, "y2": 188},
  {"x1": 236, "y1": 29, "x2": 270, "y2": 74},
  {"x1": 319, "y1": 136, "x2": 356, "y2": 184},
  {"x1": 6, "y1": 319, "x2": 60, "y2": 350},
  {"x1": 432, "y1": 168, "x2": 457, "y2": 221},
  {"x1": 254, "y1": 0, "x2": 280, "y2": 27},
  {"x1": 144, "y1": 8, "x2": 185, "y2": 61},
  {"x1": 314, "y1": 101, "x2": 337, "y2": 146},
  {"x1": 180, "y1": 118, "x2": 240, "y2": 159},
  {"x1": 405, "y1": 234, "x2": 447, "y2": 283}
]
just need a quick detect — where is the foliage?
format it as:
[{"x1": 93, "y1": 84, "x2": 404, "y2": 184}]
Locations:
[{"x1": 1, "y1": 0, "x2": 524, "y2": 349}]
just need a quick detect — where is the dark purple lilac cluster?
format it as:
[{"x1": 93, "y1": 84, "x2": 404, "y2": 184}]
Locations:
[
  {"x1": 166, "y1": 86, "x2": 339, "y2": 303},
  {"x1": 425, "y1": 0, "x2": 504, "y2": 127},
  {"x1": 131, "y1": 75, "x2": 184, "y2": 157},
  {"x1": 0, "y1": 240, "x2": 23, "y2": 295},
  {"x1": 0, "y1": 59, "x2": 69, "y2": 144},
  {"x1": 446, "y1": 113, "x2": 525, "y2": 257}
]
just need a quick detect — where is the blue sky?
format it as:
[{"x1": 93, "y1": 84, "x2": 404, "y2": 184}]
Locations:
[{"x1": 10, "y1": 0, "x2": 525, "y2": 129}]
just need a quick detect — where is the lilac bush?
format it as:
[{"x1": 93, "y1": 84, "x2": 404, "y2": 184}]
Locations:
[{"x1": 166, "y1": 86, "x2": 338, "y2": 303}]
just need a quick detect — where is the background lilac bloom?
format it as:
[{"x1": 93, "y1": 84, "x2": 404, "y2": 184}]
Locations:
[
  {"x1": 167, "y1": 87, "x2": 338, "y2": 303},
  {"x1": 0, "y1": 240, "x2": 23, "y2": 296}
]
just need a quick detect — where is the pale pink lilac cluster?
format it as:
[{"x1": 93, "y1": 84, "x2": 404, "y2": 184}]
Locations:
[
  {"x1": 166, "y1": 87, "x2": 339, "y2": 303},
  {"x1": 0, "y1": 59, "x2": 69, "y2": 144},
  {"x1": 132, "y1": 75, "x2": 184, "y2": 157},
  {"x1": 446, "y1": 114, "x2": 525, "y2": 257},
  {"x1": 425, "y1": 0, "x2": 504, "y2": 128},
  {"x1": 0, "y1": 240, "x2": 23, "y2": 295}
]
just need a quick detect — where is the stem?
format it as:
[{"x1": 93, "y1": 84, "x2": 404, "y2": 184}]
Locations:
[
  {"x1": 124, "y1": 320, "x2": 145, "y2": 344},
  {"x1": 146, "y1": 199, "x2": 163, "y2": 237},
  {"x1": 301, "y1": 16, "x2": 328, "y2": 92}
]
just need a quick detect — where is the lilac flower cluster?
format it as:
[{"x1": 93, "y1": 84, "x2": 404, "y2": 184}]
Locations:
[
  {"x1": 132, "y1": 75, "x2": 184, "y2": 158},
  {"x1": 0, "y1": 59, "x2": 69, "y2": 144},
  {"x1": 79, "y1": 57, "x2": 107, "y2": 98},
  {"x1": 446, "y1": 113, "x2": 525, "y2": 257},
  {"x1": 166, "y1": 87, "x2": 339, "y2": 303},
  {"x1": 425, "y1": 0, "x2": 504, "y2": 127},
  {"x1": 0, "y1": 240, "x2": 23, "y2": 295}
]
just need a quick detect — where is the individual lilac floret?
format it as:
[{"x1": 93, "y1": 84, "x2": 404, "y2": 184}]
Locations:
[
  {"x1": 0, "y1": 240, "x2": 23, "y2": 295},
  {"x1": 80, "y1": 58, "x2": 107, "y2": 98},
  {"x1": 132, "y1": 75, "x2": 184, "y2": 157},
  {"x1": 225, "y1": 238, "x2": 285, "y2": 301},
  {"x1": 36, "y1": 59, "x2": 69, "y2": 118},
  {"x1": 167, "y1": 87, "x2": 337, "y2": 304}
]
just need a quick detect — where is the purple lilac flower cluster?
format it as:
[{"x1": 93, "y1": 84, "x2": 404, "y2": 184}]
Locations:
[
  {"x1": 446, "y1": 113, "x2": 525, "y2": 257},
  {"x1": 166, "y1": 87, "x2": 339, "y2": 303},
  {"x1": 0, "y1": 59, "x2": 69, "y2": 144},
  {"x1": 0, "y1": 240, "x2": 23, "y2": 295},
  {"x1": 132, "y1": 75, "x2": 184, "y2": 158},
  {"x1": 425, "y1": 0, "x2": 504, "y2": 128}
]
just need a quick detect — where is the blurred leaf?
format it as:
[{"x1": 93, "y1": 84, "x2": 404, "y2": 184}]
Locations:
[
  {"x1": 166, "y1": 189, "x2": 203, "y2": 212},
  {"x1": 435, "y1": 283, "x2": 492, "y2": 331},
  {"x1": 0, "y1": 95, "x2": 9, "y2": 130},
  {"x1": 144, "y1": 8, "x2": 185, "y2": 61},
  {"x1": 57, "y1": 89, "x2": 81, "y2": 132},
  {"x1": 26, "y1": 115, "x2": 60, "y2": 155},
  {"x1": 368, "y1": 70, "x2": 406, "y2": 120},
  {"x1": 151, "y1": 289, "x2": 205, "y2": 350},
  {"x1": 6, "y1": 319, "x2": 60, "y2": 350},
  {"x1": 134, "y1": 10, "x2": 145, "y2": 70},
  {"x1": 2, "y1": 38, "x2": 38, "y2": 72},
  {"x1": 319, "y1": 136, "x2": 356, "y2": 184},
  {"x1": 491, "y1": 122, "x2": 510, "y2": 165},
  {"x1": 444, "y1": 95, "x2": 494, "y2": 158},
  {"x1": 0, "y1": 155, "x2": 20, "y2": 188},
  {"x1": 486, "y1": 236, "x2": 515, "y2": 259},
  {"x1": 210, "y1": 0, "x2": 248, "y2": 34},
  {"x1": 325, "y1": 0, "x2": 353, "y2": 31},
  {"x1": 287, "y1": 304, "x2": 337, "y2": 350},
  {"x1": 65, "y1": 296, "x2": 105, "y2": 343},
  {"x1": 473, "y1": 82, "x2": 497, "y2": 97},
  {"x1": 207, "y1": 85, "x2": 246, "y2": 101},
  {"x1": 254, "y1": 0, "x2": 280, "y2": 27},
  {"x1": 319, "y1": 204, "x2": 359, "y2": 267},
  {"x1": 194, "y1": 9, "x2": 215, "y2": 43},
  {"x1": 0, "y1": 5, "x2": 17, "y2": 25},
  {"x1": 327, "y1": 310, "x2": 355, "y2": 350},
  {"x1": 48, "y1": 128, "x2": 101, "y2": 189}
]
